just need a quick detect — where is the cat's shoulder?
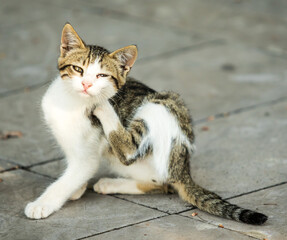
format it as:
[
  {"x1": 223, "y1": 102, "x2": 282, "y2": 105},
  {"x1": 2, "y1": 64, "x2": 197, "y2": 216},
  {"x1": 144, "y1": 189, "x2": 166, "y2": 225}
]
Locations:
[{"x1": 123, "y1": 77, "x2": 156, "y2": 94}]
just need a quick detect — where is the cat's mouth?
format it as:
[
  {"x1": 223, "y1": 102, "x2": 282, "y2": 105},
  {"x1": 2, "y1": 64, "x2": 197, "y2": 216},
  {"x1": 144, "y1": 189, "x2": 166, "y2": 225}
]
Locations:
[{"x1": 80, "y1": 89, "x2": 92, "y2": 97}]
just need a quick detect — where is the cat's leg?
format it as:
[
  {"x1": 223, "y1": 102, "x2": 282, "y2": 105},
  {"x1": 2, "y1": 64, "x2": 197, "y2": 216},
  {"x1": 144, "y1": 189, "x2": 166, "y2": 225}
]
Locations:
[
  {"x1": 93, "y1": 178, "x2": 171, "y2": 195},
  {"x1": 69, "y1": 182, "x2": 88, "y2": 201},
  {"x1": 93, "y1": 102, "x2": 148, "y2": 166},
  {"x1": 25, "y1": 162, "x2": 97, "y2": 219}
]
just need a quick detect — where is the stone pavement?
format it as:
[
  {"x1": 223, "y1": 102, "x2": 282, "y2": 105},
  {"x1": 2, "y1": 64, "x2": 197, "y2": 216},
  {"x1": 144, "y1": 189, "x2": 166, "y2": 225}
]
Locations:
[{"x1": 0, "y1": 0, "x2": 287, "y2": 239}]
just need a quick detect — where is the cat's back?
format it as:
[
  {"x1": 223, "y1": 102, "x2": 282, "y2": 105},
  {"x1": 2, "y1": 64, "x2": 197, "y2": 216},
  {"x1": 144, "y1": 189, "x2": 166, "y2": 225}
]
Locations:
[
  {"x1": 110, "y1": 78, "x2": 156, "y2": 126},
  {"x1": 111, "y1": 78, "x2": 194, "y2": 144}
]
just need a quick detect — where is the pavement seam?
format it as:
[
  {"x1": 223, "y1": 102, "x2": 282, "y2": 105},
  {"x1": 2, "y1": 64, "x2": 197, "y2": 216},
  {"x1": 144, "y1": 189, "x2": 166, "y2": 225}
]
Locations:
[
  {"x1": 194, "y1": 94, "x2": 287, "y2": 125},
  {"x1": 75, "y1": 214, "x2": 168, "y2": 240},
  {"x1": 0, "y1": 157, "x2": 24, "y2": 167},
  {"x1": 224, "y1": 180, "x2": 287, "y2": 201},
  {"x1": 24, "y1": 156, "x2": 64, "y2": 169},
  {"x1": 111, "y1": 195, "x2": 174, "y2": 215},
  {"x1": 0, "y1": 164, "x2": 55, "y2": 179},
  {"x1": 17, "y1": 166, "x2": 56, "y2": 180},
  {"x1": 0, "y1": 156, "x2": 63, "y2": 174}
]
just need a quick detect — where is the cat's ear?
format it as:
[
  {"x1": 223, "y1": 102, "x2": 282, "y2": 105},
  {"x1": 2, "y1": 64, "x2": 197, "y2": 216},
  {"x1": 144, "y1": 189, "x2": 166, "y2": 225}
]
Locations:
[
  {"x1": 109, "y1": 45, "x2": 138, "y2": 72},
  {"x1": 60, "y1": 23, "x2": 85, "y2": 57}
]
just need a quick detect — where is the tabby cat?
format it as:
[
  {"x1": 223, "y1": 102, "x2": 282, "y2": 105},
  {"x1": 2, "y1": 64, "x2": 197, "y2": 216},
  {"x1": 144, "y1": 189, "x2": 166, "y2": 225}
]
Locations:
[{"x1": 25, "y1": 23, "x2": 267, "y2": 225}]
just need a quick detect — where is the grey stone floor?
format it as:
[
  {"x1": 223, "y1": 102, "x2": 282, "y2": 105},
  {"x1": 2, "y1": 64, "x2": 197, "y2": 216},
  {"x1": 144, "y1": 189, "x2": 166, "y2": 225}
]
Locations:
[{"x1": 0, "y1": 0, "x2": 287, "y2": 239}]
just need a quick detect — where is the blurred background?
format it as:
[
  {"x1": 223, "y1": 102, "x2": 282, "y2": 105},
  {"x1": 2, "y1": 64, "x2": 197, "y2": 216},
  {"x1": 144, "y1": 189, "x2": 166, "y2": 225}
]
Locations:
[{"x1": 1, "y1": 0, "x2": 287, "y2": 117}]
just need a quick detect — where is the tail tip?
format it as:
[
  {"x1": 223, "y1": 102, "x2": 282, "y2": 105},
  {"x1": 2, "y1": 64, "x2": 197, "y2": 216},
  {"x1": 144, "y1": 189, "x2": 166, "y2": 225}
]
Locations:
[{"x1": 239, "y1": 210, "x2": 268, "y2": 225}]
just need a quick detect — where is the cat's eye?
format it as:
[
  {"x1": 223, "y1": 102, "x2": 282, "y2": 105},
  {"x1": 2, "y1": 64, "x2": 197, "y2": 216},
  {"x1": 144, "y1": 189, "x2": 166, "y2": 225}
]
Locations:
[
  {"x1": 72, "y1": 65, "x2": 83, "y2": 74},
  {"x1": 96, "y1": 74, "x2": 109, "y2": 78}
]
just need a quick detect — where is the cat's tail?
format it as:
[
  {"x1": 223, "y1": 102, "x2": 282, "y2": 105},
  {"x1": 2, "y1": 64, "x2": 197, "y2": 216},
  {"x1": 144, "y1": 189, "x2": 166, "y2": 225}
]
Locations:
[{"x1": 172, "y1": 179, "x2": 268, "y2": 225}]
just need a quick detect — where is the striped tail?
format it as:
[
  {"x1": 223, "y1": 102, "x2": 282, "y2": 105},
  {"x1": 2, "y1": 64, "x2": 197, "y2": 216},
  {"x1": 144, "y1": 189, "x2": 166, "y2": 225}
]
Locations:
[{"x1": 172, "y1": 179, "x2": 268, "y2": 225}]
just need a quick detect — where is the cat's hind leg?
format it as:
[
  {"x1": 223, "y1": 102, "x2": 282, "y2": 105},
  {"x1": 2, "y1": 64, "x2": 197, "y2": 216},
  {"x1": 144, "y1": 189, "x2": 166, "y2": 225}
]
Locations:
[{"x1": 93, "y1": 178, "x2": 171, "y2": 195}]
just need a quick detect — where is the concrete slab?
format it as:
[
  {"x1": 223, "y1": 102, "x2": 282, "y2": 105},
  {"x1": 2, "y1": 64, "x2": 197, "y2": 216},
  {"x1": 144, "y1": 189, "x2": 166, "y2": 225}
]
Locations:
[
  {"x1": 0, "y1": 170, "x2": 166, "y2": 240},
  {"x1": 133, "y1": 42, "x2": 287, "y2": 120},
  {"x1": 82, "y1": 0, "x2": 287, "y2": 50},
  {"x1": 190, "y1": 100, "x2": 287, "y2": 198},
  {"x1": 0, "y1": 0, "x2": 56, "y2": 29},
  {"x1": 90, "y1": 214, "x2": 252, "y2": 240},
  {"x1": 0, "y1": 2, "x2": 206, "y2": 95},
  {"x1": 181, "y1": 183, "x2": 287, "y2": 240},
  {"x1": 0, "y1": 86, "x2": 62, "y2": 166}
]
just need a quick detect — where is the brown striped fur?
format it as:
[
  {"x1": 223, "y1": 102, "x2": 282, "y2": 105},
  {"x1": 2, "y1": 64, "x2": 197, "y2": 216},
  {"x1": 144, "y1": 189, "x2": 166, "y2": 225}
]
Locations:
[{"x1": 108, "y1": 119, "x2": 149, "y2": 166}]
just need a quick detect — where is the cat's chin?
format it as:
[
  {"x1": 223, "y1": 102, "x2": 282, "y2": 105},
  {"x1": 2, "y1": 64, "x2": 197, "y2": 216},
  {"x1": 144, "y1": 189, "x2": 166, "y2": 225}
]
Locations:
[{"x1": 79, "y1": 90, "x2": 92, "y2": 98}]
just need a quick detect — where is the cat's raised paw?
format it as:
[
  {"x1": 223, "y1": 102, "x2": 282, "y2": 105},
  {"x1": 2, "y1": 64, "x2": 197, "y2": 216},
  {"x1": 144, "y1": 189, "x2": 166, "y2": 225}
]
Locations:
[{"x1": 25, "y1": 201, "x2": 55, "y2": 219}]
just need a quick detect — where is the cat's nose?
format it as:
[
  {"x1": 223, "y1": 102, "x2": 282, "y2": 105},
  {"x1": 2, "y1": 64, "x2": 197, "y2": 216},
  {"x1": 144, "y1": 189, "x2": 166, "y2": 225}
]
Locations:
[{"x1": 82, "y1": 81, "x2": 93, "y2": 90}]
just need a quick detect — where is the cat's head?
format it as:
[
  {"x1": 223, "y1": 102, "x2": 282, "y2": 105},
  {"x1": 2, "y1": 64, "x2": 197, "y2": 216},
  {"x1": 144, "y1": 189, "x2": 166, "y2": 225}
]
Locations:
[{"x1": 58, "y1": 23, "x2": 137, "y2": 101}]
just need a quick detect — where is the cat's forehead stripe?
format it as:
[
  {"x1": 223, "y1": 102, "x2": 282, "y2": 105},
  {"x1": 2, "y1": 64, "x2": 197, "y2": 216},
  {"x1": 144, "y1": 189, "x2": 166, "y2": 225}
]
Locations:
[{"x1": 88, "y1": 45, "x2": 109, "y2": 63}]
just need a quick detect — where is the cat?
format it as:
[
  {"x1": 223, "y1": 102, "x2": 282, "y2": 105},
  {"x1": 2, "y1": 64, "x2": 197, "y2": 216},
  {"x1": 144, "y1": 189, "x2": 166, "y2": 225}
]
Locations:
[{"x1": 25, "y1": 23, "x2": 267, "y2": 225}]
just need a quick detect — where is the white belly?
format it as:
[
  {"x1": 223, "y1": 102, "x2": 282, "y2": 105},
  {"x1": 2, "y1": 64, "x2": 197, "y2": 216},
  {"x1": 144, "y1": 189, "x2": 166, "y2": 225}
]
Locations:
[{"x1": 108, "y1": 155, "x2": 160, "y2": 182}]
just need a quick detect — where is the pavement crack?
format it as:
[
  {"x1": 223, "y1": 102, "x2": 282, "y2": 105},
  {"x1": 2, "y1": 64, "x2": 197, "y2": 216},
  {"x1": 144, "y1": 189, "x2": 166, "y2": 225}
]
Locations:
[
  {"x1": 0, "y1": 156, "x2": 63, "y2": 174},
  {"x1": 225, "y1": 181, "x2": 287, "y2": 201},
  {"x1": 111, "y1": 195, "x2": 169, "y2": 214},
  {"x1": 0, "y1": 157, "x2": 25, "y2": 173},
  {"x1": 20, "y1": 167, "x2": 56, "y2": 180},
  {"x1": 75, "y1": 215, "x2": 167, "y2": 240},
  {"x1": 0, "y1": 163, "x2": 55, "y2": 179},
  {"x1": 24, "y1": 156, "x2": 64, "y2": 169},
  {"x1": 194, "y1": 95, "x2": 287, "y2": 125}
]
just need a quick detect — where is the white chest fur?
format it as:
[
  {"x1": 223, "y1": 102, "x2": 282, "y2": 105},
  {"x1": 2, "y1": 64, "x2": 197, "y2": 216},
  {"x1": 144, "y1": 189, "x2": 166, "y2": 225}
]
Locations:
[{"x1": 41, "y1": 77, "x2": 101, "y2": 161}]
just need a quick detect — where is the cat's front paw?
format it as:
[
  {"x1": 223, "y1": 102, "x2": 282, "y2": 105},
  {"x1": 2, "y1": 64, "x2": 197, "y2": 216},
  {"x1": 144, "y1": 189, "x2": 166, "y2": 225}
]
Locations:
[
  {"x1": 25, "y1": 201, "x2": 57, "y2": 219},
  {"x1": 93, "y1": 178, "x2": 115, "y2": 194}
]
